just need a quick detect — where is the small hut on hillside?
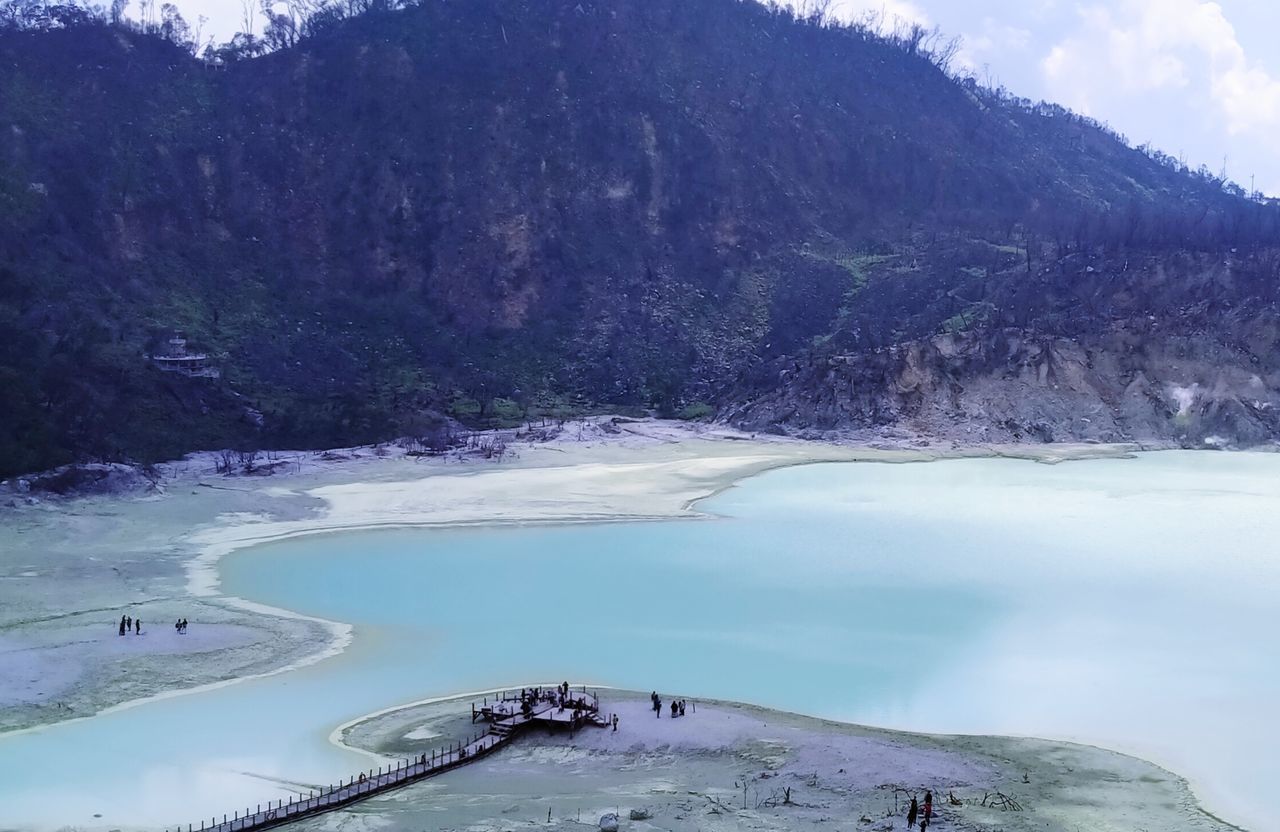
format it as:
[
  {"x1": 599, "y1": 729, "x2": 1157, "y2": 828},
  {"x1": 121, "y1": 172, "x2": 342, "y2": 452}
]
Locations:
[{"x1": 150, "y1": 333, "x2": 220, "y2": 378}]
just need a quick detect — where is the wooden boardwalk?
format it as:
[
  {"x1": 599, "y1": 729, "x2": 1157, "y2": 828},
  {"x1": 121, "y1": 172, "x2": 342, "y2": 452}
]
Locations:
[{"x1": 176, "y1": 688, "x2": 606, "y2": 832}]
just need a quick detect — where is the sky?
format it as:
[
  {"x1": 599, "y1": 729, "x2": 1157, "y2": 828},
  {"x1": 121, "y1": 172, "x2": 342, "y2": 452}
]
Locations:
[
  {"x1": 826, "y1": 0, "x2": 1280, "y2": 195},
  {"x1": 147, "y1": 0, "x2": 1280, "y2": 196}
]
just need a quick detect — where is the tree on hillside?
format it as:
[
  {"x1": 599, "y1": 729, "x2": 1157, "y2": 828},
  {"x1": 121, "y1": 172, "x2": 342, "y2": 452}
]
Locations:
[{"x1": 159, "y1": 2, "x2": 191, "y2": 49}]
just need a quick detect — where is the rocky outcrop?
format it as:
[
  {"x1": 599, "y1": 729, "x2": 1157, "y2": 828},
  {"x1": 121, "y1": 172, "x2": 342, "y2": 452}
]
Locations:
[
  {"x1": 0, "y1": 463, "x2": 159, "y2": 500},
  {"x1": 723, "y1": 328, "x2": 1280, "y2": 448}
]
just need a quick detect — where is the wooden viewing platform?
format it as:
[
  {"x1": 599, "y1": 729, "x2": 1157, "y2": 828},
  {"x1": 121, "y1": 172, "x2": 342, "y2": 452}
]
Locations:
[{"x1": 175, "y1": 686, "x2": 607, "y2": 832}]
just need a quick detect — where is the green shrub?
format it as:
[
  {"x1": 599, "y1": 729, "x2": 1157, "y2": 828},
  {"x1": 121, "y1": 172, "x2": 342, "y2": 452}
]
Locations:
[{"x1": 677, "y1": 401, "x2": 715, "y2": 421}]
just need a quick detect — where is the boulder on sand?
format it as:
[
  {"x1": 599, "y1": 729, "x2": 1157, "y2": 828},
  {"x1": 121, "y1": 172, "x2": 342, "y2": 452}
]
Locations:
[{"x1": 599, "y1": 813, "x2": 619, "y2": 831}]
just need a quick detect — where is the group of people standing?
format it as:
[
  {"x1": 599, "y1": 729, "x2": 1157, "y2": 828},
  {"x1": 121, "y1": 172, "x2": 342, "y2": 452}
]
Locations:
[
  {"x1": 650, "y1": 691, "x2": 690, "y2": 718},
  {"x1": 906, "y1": 790, "x2": 933, "y2": 829},
  {"x1": 115, "y1": 613, "x2": 189, "y2": 636},
  {"x1": 118, "y1": 614, "x2": 141, "y2": 635},
  {"x1": 518, "y1": 682, "x2": 590, "y2": 716}
]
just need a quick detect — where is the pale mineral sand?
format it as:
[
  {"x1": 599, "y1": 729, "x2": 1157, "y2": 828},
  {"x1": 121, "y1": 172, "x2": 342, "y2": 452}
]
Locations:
[
  {"x1": 185, "y1": 422, "x2": 1134, "y2": 596},
  {"x1": 312, "y1": 689, "x2": 1236, "y2": 832}
]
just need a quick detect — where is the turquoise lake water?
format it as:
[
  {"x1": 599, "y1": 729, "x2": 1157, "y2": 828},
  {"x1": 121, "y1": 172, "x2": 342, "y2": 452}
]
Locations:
[{"x1": 0, "y1": 452, "x2": 1277, "y2": 830}]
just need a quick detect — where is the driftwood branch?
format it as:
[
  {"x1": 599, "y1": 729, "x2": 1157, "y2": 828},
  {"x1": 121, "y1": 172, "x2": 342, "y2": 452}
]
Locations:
[{"x1": 980, "y1": 791, "x2": 1023, "y2": 811}]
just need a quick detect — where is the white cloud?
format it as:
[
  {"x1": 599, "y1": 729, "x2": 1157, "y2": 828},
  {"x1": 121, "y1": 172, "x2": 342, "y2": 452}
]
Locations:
[
  {"x1": 957, "y1": 18, "x2": 1034, "y2": 76},
  {"x1": 1040, "y1": 0, "x2": 1280, "y2": 135}
]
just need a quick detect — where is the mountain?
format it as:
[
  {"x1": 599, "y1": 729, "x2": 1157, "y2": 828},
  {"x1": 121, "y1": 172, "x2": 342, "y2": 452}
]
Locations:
[{"x1": 2, "y1": 0, "x2": 1278, "y2": 476}]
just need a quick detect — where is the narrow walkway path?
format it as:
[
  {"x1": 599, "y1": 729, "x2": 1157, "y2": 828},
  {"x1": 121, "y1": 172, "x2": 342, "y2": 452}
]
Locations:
[{"x1": 177, "y1": 688, "x2": 606, "y2": 832}]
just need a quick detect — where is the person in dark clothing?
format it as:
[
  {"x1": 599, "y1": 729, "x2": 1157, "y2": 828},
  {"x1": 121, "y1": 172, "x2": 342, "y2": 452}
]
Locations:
[
  {"x1": 654, "y1": 697, "x2": 661, "y2": 717},
  {"x1": 125, "y1": 615, "x2": 132, "y2": 631},
  {"x1": 670, "y1": 700, "x2": 678, "y2": 718},
  {"x1": 923, "y1": 791, "x2": 933, "y2": 822},
  {"x1": 119, "y1": 616, "x2": 127, "y2": 636},
  {"x1": 612, "y1": 714, "x2": 619, "y2": 732},
  {"x1": 907, "y1": 796, "x2": 918, "y2": 828},
  {"x1": 134, "y1": 618, "x2": 141, "y2": 634}
]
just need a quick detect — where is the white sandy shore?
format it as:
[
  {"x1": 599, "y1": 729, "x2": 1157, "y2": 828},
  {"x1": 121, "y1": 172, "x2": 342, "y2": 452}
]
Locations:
[{"x1": 184, "y1": 419, "x2": 1139, "y2": 597}]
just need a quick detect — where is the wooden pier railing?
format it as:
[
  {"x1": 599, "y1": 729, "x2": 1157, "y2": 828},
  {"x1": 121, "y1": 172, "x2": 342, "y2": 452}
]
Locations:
[{"x1": 171, "y1": 687, "x2": 605, "y2": 832}]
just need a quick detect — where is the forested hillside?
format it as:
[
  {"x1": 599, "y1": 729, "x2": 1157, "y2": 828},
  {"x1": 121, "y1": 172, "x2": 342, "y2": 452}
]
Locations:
[{"x1": 2, "y1": 0, "x2": 1278, "y2": 476}]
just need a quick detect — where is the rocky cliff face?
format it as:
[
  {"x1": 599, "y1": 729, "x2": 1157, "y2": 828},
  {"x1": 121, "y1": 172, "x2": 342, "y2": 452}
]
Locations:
[{"x1": 725, "y1": 326, "x2": 1280, "y2": 447}]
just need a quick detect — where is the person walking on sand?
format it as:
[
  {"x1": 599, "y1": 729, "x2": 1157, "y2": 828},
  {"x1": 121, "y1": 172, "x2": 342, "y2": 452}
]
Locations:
[
  {"x1": 670, "y1": 699, "x2": 678, "y2": 718},
  {"x1": 679, "y1": 700, "x2": 686, "y2": 717},
  {"x1": 612, "y1": 713, "x2": 619, "y2": 732},
  {"x1": 907, "y1": 795, "x2": 918, "y2": 828},
  {"x1": 134, "y1": 618, "x2": 141, "y2": 635},
  {"x1": 125, "y1": 615, "x2": 132, "y2": 632},
  {"x1": 119, "y1": 616, "x2": 127, "y2": 636},
  {"x1": 654, "y1": 697, "x2": 662, "y2": 718},
  {"x1": 923, "y1": 791, "x2": 932, "y2": 822}
]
